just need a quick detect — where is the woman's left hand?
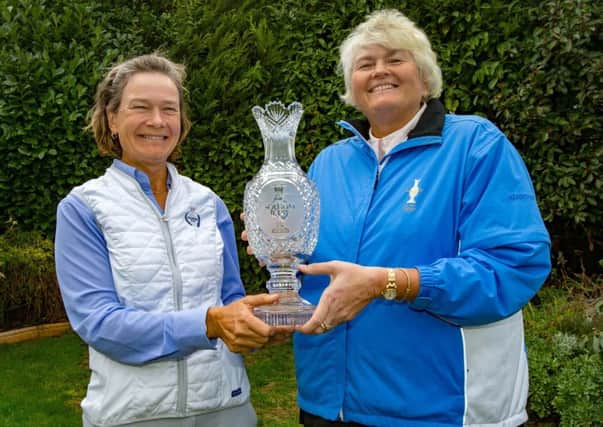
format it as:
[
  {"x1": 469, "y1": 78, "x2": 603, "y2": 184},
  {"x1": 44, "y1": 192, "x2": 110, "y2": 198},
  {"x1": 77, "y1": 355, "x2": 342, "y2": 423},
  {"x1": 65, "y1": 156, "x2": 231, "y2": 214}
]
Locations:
[{"x1": 296, "y1": 261, "x2": 384, "y2": 335}]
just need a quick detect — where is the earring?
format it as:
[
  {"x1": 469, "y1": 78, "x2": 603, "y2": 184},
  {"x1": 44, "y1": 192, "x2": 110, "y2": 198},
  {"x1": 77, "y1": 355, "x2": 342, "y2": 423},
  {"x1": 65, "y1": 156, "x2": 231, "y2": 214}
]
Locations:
[{"x1": 111, "y1": 133, "x2": 119, "y2": 142}]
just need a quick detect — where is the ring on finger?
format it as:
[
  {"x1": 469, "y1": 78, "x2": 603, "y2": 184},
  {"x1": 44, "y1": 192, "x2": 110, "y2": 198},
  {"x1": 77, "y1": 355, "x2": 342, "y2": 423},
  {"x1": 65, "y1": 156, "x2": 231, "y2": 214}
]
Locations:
[{"x1": 320, "y1": 321, "x2": 330, "y2": 332}]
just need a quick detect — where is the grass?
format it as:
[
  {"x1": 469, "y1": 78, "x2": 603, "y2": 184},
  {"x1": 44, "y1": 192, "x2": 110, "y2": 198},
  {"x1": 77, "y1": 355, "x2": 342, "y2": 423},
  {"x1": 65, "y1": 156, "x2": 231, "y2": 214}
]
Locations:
[
  {"x1": 0, "y1": 333, "x2": 88, "y2": 427},
  {"x1": 0, "y1": 332, "x2": 298, "y2": 426},
  {"x1": 246, "y1": 342, "x2": 299, "y2": 426}
]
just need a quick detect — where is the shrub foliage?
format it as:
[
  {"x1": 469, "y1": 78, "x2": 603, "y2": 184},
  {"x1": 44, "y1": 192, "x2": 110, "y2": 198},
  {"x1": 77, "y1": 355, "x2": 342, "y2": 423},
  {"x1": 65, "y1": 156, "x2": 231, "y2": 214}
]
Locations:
[
  {"x1": 0, "y1": 223, "x2": 65, "y2": 330},
  {"x1": 525, "y1": 285, "x2": 603, "y2": 426},
  {"x1": 1, "y1": 0, "x2": 601, "y2": 284}
]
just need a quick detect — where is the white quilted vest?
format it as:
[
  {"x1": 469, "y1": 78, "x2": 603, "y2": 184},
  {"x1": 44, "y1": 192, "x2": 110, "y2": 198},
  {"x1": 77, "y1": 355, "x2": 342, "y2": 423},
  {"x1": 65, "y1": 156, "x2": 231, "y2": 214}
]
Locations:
[{"x1": 71, "y1": 163, "x2": 250, "y2": 426}]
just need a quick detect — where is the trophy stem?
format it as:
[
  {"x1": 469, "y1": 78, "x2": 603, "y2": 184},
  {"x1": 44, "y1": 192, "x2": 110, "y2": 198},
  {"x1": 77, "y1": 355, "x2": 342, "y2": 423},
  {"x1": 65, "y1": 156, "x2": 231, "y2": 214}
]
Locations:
[
  {"x1": 265, "y1": 266, "x2": 299, "y2": 293},
  {"x1": 254, "y1": 267, "x2": 314, "y2": 326}
]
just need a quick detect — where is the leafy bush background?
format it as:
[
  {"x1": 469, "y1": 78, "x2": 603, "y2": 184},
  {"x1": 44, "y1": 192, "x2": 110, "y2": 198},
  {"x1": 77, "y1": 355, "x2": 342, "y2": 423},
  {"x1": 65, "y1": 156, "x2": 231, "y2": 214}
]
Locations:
[
  {"x1": 1, "y1": 0, "x2": 601, "y2": 286},
  {"x1": 0, "y1": 223, "x2": 64, "y2": 329},
  {"x1": 524, "y1": 286, "x2": 603, "y2": 426}
]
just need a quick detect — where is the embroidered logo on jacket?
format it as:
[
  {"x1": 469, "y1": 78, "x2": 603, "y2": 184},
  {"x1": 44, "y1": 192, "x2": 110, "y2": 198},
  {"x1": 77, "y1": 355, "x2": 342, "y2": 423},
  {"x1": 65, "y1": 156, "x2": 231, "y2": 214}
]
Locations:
[
  {"x1": 184, "y1": 208, "x2": 201, "y2": 227},
  {"x1": 404, "y1": 179, "x2": 422, "y2": 212}
]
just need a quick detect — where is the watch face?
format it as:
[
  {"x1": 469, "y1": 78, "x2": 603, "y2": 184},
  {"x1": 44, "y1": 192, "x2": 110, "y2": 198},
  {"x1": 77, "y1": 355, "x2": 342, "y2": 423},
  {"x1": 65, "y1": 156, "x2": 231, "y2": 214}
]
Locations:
[{"x1": 382, "y1": 288, "x2": 397, "y2": 300}]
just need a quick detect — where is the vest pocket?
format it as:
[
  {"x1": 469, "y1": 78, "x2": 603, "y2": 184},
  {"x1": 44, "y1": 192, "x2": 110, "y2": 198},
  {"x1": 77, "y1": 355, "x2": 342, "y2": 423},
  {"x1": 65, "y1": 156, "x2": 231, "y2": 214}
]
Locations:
[{"x1": 185, "y1": 347, "x2": 225, "y2": 412}]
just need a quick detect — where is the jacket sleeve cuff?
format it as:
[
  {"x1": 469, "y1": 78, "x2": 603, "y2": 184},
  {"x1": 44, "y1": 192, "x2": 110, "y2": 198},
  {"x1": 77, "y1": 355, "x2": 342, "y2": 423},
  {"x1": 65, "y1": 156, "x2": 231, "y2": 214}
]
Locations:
[
  {"x1": 409, "y1": 265, "x2": 444, "y2": 310},
  {"x1": 171, "y1": 304, "x2": 218, "y2": 351}
]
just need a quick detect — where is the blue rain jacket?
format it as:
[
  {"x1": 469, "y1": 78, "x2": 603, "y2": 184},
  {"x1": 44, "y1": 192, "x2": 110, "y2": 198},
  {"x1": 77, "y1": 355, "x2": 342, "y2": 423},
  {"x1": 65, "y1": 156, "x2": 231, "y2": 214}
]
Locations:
[{"x1": 294, "y1": 99, "x2": 551, "y2": 426}]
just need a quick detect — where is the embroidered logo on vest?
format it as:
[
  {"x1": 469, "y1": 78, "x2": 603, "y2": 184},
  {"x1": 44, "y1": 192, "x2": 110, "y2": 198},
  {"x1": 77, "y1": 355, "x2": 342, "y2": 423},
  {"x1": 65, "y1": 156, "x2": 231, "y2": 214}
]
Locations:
[
  {"x1": 231, "y1": 387, "x2": 242, "y2": 397},
  {"x1": 184, "y1": 208, "x2": 201, "y2": 227},
  {"x1": 404, "y1": 179, "x2": 422, "y2": 212}
]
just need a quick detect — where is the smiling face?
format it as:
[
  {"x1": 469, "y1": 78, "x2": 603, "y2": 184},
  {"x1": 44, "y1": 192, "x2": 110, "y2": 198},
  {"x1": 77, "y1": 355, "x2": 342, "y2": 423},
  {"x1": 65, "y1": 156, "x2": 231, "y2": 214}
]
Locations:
[
  {"x1": 107, "y1": 72, "x2": 181, "y2": 172},
  {"x1": 351, "y1": 44, "x2": 428, "y2": 136}
]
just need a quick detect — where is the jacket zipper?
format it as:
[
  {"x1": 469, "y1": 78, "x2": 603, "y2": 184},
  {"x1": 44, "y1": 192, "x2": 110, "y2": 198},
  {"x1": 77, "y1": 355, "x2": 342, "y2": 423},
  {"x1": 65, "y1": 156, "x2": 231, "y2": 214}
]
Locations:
[
  {"x1": 368, "y1": 159, "x2": 384, "y2": 207},
  {"x1": 158, "y1": 212, "x2": 188, "y2": 415},
  {"x1": 128, "y1": 177, "x2": 188, "y2": 416}
]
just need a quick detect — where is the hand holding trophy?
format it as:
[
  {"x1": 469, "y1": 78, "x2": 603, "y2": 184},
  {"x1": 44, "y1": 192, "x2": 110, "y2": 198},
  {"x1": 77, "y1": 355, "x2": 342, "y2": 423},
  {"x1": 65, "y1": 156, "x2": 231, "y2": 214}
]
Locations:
[{"x1": 243, "y1": 101, "x2": 320, "y2": 326}]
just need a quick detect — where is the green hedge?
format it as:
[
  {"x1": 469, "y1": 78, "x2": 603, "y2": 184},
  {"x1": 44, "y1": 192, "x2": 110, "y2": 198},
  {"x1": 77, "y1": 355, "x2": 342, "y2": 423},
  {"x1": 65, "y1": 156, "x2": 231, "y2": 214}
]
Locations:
[
  {"x1": 0, "y1": 225, "x2": 65, "y2": 330},
  {"x1": 1, "y1": 0, "x2": 601, "y2": 290},
  {"x1": 0, "y1": 0, "x2": 167, "y2": 232}
]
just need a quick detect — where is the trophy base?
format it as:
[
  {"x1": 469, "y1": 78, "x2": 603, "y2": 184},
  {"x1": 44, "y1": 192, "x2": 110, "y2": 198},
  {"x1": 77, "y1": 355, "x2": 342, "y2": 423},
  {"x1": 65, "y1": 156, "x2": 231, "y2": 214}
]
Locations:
[{"x1": 254, "y1": 292, "x2": 314, "y2": 326}]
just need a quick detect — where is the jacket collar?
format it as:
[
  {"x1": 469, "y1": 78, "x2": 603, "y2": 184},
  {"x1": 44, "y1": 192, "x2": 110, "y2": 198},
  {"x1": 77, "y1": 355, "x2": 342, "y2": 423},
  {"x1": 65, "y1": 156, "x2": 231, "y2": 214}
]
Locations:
[
  {"x1": 111, "y1": 159, "x2": 177, "y2": 191},
  {"x1": 339, "y1": 98, "x2": 446, "y2": 142}
]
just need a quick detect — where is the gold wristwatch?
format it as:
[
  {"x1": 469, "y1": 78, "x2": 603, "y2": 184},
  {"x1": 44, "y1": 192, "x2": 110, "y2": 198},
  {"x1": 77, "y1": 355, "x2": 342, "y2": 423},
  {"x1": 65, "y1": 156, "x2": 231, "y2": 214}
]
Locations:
[{"x1": 381, "y1": 268, "x2": 397, "y2": 300}]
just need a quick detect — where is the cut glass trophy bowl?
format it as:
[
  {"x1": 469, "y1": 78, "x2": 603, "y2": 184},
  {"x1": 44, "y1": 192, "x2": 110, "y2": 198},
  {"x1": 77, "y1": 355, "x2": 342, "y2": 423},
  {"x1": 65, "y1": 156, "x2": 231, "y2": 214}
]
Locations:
[{"x1": 243, "y1": 101, "x2": 320, "y2": 326}]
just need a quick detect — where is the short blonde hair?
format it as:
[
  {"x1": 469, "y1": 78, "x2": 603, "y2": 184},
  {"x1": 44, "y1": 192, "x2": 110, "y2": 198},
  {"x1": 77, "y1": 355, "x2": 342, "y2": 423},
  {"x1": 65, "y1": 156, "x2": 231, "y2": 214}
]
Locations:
[
  {"x1": 88, "y1": 53, "x2": 191, "y2": 161},
  {"x1": 339, "y1": 9, "x2": 442, "y2": 107}
]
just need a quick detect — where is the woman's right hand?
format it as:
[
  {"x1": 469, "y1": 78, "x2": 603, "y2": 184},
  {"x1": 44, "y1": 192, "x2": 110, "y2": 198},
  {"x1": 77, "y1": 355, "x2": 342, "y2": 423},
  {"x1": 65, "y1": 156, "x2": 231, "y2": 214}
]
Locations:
[
  {"x1": 240, "y1": 213, "x2": 265, "y2": 266},
  {"x1": 206, "y1": 294, "x2": 292, "y2": 352},
  {"x1": 240, "y1": 212, "x2": 253, "y2": 255},
  {"x1": 240, "y1": 229, "x2": 254, "y2": 257}
]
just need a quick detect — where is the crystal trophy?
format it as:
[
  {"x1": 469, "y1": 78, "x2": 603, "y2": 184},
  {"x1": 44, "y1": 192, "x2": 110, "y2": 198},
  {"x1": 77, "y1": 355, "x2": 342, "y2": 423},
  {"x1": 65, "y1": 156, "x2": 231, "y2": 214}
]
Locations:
[{"x1": 243, "y1": 101, "x2": 320, "y2": 326}]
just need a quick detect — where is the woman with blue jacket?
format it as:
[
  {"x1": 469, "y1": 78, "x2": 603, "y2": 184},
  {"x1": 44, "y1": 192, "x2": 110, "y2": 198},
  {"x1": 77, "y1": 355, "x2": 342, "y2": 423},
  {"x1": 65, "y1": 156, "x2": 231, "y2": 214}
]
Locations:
[{"x1": 292, "y1": 9, "x2": 551, "y2": 427}]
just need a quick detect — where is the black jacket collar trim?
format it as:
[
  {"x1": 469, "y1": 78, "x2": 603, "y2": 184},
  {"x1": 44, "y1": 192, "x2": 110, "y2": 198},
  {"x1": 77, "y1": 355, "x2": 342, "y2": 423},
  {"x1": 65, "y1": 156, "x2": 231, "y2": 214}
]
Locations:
[{"x1": 344, "y1": 99, "x2": 446, "y2": 141}]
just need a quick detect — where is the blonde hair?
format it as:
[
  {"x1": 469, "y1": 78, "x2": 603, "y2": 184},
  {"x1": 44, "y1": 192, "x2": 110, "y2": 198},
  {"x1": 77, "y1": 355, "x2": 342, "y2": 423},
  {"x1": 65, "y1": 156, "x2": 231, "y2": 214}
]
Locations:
[
  {"x1": 339, "y1": 9, "x2": 442, "y2": 107},
  {"x1": 88, "y1": 53, "x2": 191, "y2": 161}
]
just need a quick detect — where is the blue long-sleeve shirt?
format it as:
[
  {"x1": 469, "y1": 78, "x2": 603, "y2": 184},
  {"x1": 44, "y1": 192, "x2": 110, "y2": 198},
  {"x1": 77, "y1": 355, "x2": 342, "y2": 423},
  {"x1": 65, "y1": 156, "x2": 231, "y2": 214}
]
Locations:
[{"x1": 55, "y1": 160, "x2": 245, "y2": 365}]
